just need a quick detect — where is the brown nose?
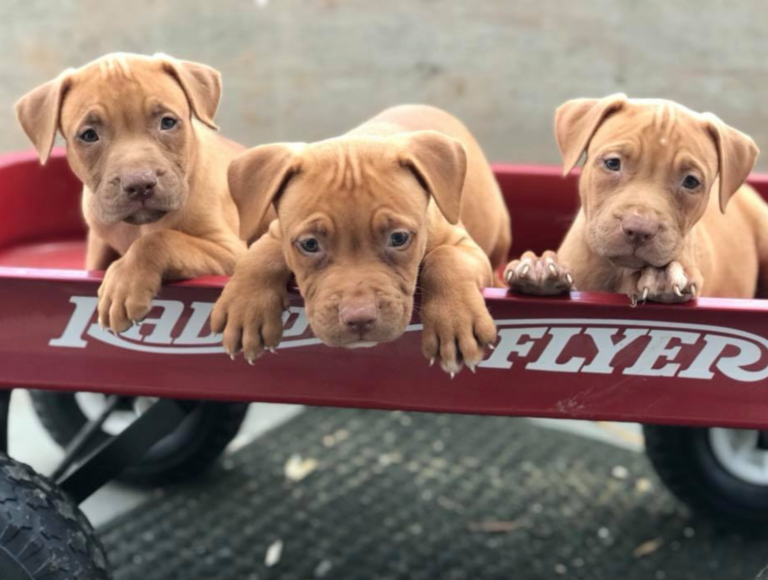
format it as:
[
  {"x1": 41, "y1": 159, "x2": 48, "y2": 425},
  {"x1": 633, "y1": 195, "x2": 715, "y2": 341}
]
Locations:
[
  {"x1": 621, "y1": 214, "x2": 659, "y2": 246},
  {"x1": 339, "y1": 299, "x2": 378, "y2": 335},
  {"x1": 122, "y1": 170, "x2": 158, "y2": 201}
]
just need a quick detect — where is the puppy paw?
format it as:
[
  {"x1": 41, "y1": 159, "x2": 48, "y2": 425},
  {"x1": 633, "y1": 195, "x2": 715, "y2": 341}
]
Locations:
[
  {"x1": 98, "y1": 257, "x2": 161, "y2": 333},
  {"x1": 504, "y1": 251, "x2": 574, "y2": 295},
  {"x1": 210, "y1": 282, "x2": 289, "y2": 364},
  {"x1": 421, "y1": 287, "x2": 497, "y2": 376},
  {"x1": 632, "y1": 261, "x2": 702, "y2": 305}
]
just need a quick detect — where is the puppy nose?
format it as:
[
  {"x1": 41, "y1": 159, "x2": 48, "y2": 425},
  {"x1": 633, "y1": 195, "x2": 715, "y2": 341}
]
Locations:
[
  {"x1": 621, "y1": 214, "x2": 659, "y2": 246},
  {"x1": 339, "y1": 301, "x2": 378, "y2": 334},
  {"x1": 122, "y1": 171, "x2": 158, "y2": 200}
]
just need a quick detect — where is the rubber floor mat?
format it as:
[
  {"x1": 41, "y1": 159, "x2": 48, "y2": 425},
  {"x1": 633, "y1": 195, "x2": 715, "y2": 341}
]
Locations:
[{"x1": 99, "y1": 408, "x2": 768, "y2": 580}]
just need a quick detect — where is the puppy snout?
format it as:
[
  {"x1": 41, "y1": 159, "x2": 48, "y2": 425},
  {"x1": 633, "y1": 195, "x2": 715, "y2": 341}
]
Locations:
[
  {"x1": 121, "y1": 170, "x2": 158, "y2": 201},
  {"x1": 339, "y1": 299, "x2": 378, "y2": 335},
  {"x1": 621, "y1": 214, "x2": 659, "y2": 246}
]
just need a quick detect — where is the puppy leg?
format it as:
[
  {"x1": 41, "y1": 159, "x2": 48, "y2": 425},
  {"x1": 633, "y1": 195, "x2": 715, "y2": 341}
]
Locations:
[
  {"x1": 210, "y1": 222, "x2": 291, "y2": 363},
  {"x1": 420, "y1": 236, "x2": 497, "y2": 376},
  {"x1": 633, "y1": 261, "x2": 702, "y2": 305},
  {"x1": 99, "y1": 230, "x2": 244, "y2": 333},
  {"x1": 504, "y1": 250, "x2": 574, "y2": 295},
  {"x1": 85, "y1": 231, "x2": 120, "y2": 271}
]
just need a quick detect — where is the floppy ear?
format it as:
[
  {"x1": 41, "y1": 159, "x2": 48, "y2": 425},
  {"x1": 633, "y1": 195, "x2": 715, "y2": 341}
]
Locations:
[
  {"x1": 396, "y1": 130, "x2": 467, "y2": 225},
  {"x1": 555, "y1": 93, "x2": 628, "y2": 175},
  {"x1": 15, "y1": 72, "x2": 72, "y2": 165},
  {"x1": 702, "y1": 113, "x2": 759, "y2": 213},
  {"x1": 228, "y1": 143, "x2": 304, "y2": 243},
  {"x1": 156, "y1": 54, "x2": 222, "y2": 130}
]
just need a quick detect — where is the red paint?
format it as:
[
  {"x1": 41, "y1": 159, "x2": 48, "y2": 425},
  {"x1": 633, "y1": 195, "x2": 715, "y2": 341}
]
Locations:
[{"x1": 2, "y1": 149, "x2": 768, "y2": 429}]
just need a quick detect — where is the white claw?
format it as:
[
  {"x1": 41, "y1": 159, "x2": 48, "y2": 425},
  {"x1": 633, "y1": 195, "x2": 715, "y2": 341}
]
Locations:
[
  {"x1": 674, "y1": 285, "x2": 683, "y2": 297},
  {"x1": 566, "y1": 274, "x2": 573, "y2": 287},
  {"x1": 690, "y1": 285, "x2": 697, "y2": 296},
  {"x1": 467, "y1": 363, "x2": 476, "y2": 374},
  {"x1": 229, "y1": 353, "x2": 236, "y2": 361},
  {"x1": 429, "y1": 358, "x2": 435, "y2": 367},
  {"x1": 520, "y1": 264, "x2": 530, "y2": 277},
  {"x1": 268, "y1": 347, "x2": 276, "y2": 354},
  {"x1": 642, "y1": 287, "x2": 649, "y2": 301},
  {"x1": 548, "y1": 263, "x2": 557, "y2": 275},
  {"x1": 488, "y1": 344, "x2": 495, "y2": 351},
  {"x1": 247, "y1": 358, "x2": 255, "y2": 366},
  {"x1": 450, "y1": 372, "x2": 456, "y2": 380},
  {"x1": 505, "y1": 269, "x2": 514, "y2": 284}
]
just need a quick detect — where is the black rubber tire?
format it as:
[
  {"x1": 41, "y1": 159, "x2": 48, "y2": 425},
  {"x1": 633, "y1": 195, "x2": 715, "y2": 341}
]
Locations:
[
  {"x1": 29, "y1": 391, "x2": 249, "y2": 487},
  {"x1": 0, "y1": 453, "x2": 111, "y2": 580},
  {"x1": 643, "y1": 424, "x2": 768, "y2": 527}
]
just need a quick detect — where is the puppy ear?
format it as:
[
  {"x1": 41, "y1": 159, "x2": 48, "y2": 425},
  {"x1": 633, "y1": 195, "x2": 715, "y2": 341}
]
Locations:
[
  {"x1": 702, "y1": 113, "x2": 759, "y2": 213},
  {"x1": 228, "y1": 144, "x2": 304, "y2": 243},
  {"x1": 15, "y1": 72, "x2": 72, "y2": 165},
  {"x1": 397, "y1": 130, "x2": 467, "y2": 225},
  {"x1": 555, "y1": 93, "x2": 628, "y2": 175},
  {"x1": 157, "y1": 54, "x2": 222, "y2": 130}
]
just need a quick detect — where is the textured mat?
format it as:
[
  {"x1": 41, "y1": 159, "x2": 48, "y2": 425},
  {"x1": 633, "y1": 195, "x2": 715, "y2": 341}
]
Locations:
[{"x1": 99, "y1": 409, "x2": 768, "y2": 580}]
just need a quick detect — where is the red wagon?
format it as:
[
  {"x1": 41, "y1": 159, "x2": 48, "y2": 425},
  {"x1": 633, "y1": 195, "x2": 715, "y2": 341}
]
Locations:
[{"x1": 1, "y1": 149, "x2": 767, "y2": 578}]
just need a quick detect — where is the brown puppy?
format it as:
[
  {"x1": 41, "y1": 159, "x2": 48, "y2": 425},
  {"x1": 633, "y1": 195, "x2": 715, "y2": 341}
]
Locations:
[
  {"x1": 15, "y1": 53, "x2": 249, "y2": 332},
  {"x1": 505, "y1": 94, "x2": 768, "y2": 303},
  {"x1": 212, "y1": 105, "x2": 511, "y2": 375}
]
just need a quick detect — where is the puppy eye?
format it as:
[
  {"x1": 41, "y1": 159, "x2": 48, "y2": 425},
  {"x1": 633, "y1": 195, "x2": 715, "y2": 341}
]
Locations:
[
  {"x1": 160, "y1": 117, "x2": 178, "y2": 131},
  {"x1": 682, "y1": 175, "x2": 701, "y2": 190},
  {"x1": 603, "y1": 157, "x2": 621, "y2": 172},
  {"x1": 388, "y1": 230, "x2": 411, "y2": 249},
  {"x1": 297, "y1": 237, "x2": 321, "y2": 255},
  {"x1": 79, "y1": 129, "x2": 99, "y2": 143}
]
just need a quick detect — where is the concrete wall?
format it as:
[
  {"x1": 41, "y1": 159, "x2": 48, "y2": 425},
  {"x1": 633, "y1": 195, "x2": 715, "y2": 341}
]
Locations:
[{"x1": 2, "y1": 0, "x2": 768, "y2": 168}]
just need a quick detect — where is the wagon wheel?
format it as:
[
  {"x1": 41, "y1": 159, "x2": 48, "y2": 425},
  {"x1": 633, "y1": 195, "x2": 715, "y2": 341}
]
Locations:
[
  {"x1": 644, "y1": 424, "x2": 768, "y2": 527},
  {"x1": 0, "y1": 452, "x2": 112, "y2": 579},
  {"x1": 29, "y1": 390, "x2": 248, "y2": 487}
]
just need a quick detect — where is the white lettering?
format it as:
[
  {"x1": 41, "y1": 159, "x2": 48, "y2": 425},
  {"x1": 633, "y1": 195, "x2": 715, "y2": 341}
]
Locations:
[
  {"x1": 623, "y1": 330, "x2": 699, "y2": 377},
  {"x1": 119, "y1": 300, "x2": 184, "y2": 344},
  {"x1": 48, "y1": 296, "x2": 99, "y2": 348},
  {"x1": 175, "y1": 302, "x2": 222, "y2": 345},
  {"x1": 680, "y1": 334, "x2": 766, "y2": 382},
  {"x1": 582, "y1": 328, "x2": 648, "y2": 374},
  {"x1": 282, "y1": 307, "x2": 310, "y2": 338},
  {"x1": 526, "y1": 327, "x2": 585, "y2": 373},
  {"x1": 480, "y1": 327, "x2": 548, "y2": 370}
]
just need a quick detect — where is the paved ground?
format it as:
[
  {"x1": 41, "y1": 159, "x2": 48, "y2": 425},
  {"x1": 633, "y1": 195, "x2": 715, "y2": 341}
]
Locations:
[
  {"x1": 8, "y1": 391, "x2": 302, "y2": 526},
  {"x1": 98, "y1": 407, "x2": 768, "y2": 580}
]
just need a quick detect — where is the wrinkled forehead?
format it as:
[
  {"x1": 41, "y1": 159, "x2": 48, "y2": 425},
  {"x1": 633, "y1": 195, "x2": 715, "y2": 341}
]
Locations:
[
  {"x1": 590, "y1": 101, "x2": 718, "y2": 165},
  {"x1": 278, "y1": 141, "x2": 429, "y2": 235},
  {"x1": 60, "y1": 56, "x2": 188, "y2": 127}
]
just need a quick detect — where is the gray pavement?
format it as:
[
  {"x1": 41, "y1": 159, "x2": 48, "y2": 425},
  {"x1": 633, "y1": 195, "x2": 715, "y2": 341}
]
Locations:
[{"x1": 8, "y1": 391, "x2": 302, "y2": 526}]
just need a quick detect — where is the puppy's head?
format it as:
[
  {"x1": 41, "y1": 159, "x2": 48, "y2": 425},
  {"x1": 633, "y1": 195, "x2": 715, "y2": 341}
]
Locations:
[
  {"x1": 15, "y1": 52, "x2": 222, "y2": 226},
  {"x1": 557, "y1": 94, "x2": 759, "y2": 269},
  {"x1": 229, "y1": 132, "x2": 466, "y2": 347}
]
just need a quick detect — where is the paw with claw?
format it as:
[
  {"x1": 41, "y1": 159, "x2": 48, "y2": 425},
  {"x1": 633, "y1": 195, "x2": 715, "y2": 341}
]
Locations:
[
  {"x1": 98, "y1": 256, "x2": 161, "y2": 334},
  {"x1": 210, "y1": 279, "x2": 289, "y2": 364},
  {"x1": 421, "y1": 283, "x2": 497, "y2": 377},
  {"x1": 504, "y1": 250, "x2": 574, "y2": 296},
  {"x1": 631, "y1": 261, "x2": 702, "y2": 305}
]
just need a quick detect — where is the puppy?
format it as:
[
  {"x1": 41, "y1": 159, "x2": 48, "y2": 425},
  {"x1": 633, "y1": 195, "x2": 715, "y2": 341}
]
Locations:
[
  {"x1": 15, "y1": 53, "x2": 251, "y2": 332},
  {"x1": 505, "y1": 94, "x2": 767, "y2": 303},
  {"x1": 211, "y1": 105, "x2": 511, "y2": 375}
]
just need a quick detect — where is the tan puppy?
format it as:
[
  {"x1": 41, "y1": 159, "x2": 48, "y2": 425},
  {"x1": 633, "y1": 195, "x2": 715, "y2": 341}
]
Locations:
[
  {"x1": 15, "y1": 53, "x2": 249, "y2": 332},
  {"x1": 212, "y1": 105, "x2": 511, "y2": 375},
  {"x1": 505, "y1": 94, "x2": 768, "y2": 303}
]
